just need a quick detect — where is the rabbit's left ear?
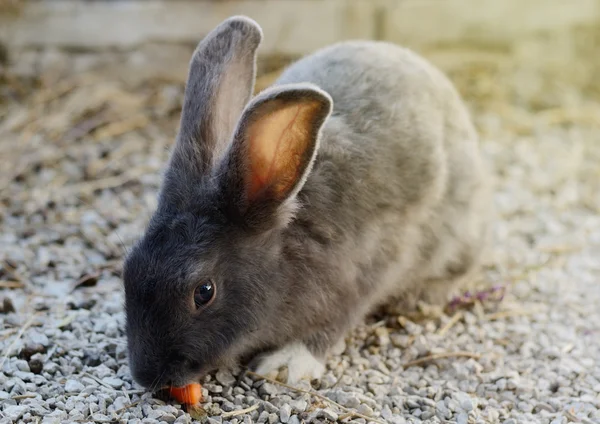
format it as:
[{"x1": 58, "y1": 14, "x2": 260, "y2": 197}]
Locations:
[
  {"x1": 217, "y1": 83, "x2": 333, "y2": 222},
  {"x1": 173, "y1": 16, "x2": 263, "y2": 176}
]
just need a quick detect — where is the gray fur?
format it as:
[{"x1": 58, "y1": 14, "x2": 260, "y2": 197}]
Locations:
[{"x1": 123, "y1": 16, "x2": 491, "y2": 388}]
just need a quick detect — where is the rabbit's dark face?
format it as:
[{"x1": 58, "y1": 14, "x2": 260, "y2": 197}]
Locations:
[{"x1": 123, "y1": 204, "x2": 275, "y2": 388}]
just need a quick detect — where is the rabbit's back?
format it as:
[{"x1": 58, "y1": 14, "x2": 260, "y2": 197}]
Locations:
[{"x1": 276, "y1": 41, "x2": 491, "y2": 307}]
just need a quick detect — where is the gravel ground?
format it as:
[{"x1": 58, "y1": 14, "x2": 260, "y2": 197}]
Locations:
[{"x1": 1, "y1": 50, "x2": 599, "y2": 424}]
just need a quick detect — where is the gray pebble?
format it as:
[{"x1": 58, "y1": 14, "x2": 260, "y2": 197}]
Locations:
[
  {"x1": 259, "y1": 383, "x2": 278, "y2": 397},
  {"x1": 517, "y1": 401, "x2": 533, "y2": 413},
  {"x1": 14, "y1": 359, "x2": 30, "y2": 372},
  {"x1": 320, "y1": 409, "x2": 339, "y2": 421},
  {"x1": 289, "y1": 399, "x2": 307, "y2": 412},
  {"x1": 420, "y1": 410, "x2": 434, "y2": 420},
  {"x1": 279, "y1": 403, "x2": 292, "y2": 423},
  {"x1": 221, "y1": 401, "x2": 236, "y2": 412},
  {"x1": 456, "y1": 412, "x2": 469, "y2": 424},
  {"x1": 102, "y1": 376, "x2": 124, "y2": 389},
  {"x1": 436, "y1": 400, "x2": 451, "y2": 419},
  {"x1": 64, "y1": 379, "x2": 85, "y2": 393},
  {"x1": 216, "y1": 370, "x2": 237, "y2": 386},
  {"x1": 455, "y1": 393, "x2": 474, "y2": 412},
  {"x1": 205, "y1": 383, "x2": 224, "y2": 394},
  {"x1": 357, "y1": 404, "x2": 374, "y2": 417},
  {"x1": 337, "y1": 392, "x2": 361, "y2": 408},
  {"x1": 319, "y1": 373, "x2": 338, "y2": 389},
  {"x1": 257, "y1": 411, "x2": 269, "y2": 423},
  {"x1": 381, "y1": 404, "x2": 393, "y2": 420},
  {"x1": 2, "y1": 405, "x2": 28, "y2": 421},
  {"x1": 28, "y1": 331, "x2": 50, "y2": 346},
  {"x1": 262, "y1": 401, "x2": 278, "y2": 414}
]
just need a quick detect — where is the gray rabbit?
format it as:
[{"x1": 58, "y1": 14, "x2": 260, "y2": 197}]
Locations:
[{"x1": 123, "y1": 16, "x2": 491, "y2": 388}]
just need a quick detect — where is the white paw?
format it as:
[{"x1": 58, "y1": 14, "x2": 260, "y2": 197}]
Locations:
[{"x1": 254, "y1": 342, "x2": 325, "y2": 383}]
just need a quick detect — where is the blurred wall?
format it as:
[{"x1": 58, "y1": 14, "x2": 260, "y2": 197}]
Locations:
[{"x1": 2, "y1": 0, "x2": 600, "y2": 103}]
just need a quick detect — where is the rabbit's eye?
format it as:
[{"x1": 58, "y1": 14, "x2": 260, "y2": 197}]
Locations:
[{"x1": 194, "y1": 281, "x2": 215, "y2": 308}]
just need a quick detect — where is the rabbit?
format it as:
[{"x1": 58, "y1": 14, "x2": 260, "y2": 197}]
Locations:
[{"x1": 122, "y1": 15, "x2": 491, "y2": 389}]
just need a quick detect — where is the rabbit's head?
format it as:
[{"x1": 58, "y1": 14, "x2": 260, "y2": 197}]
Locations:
[{"x1": 123, "y1": 16, "x2": 332, "y2": 388}]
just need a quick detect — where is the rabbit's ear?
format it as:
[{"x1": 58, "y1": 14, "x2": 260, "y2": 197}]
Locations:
[
  {"x1": 218, "y1": 83, "x2": 332, "y2": 224},
  {"x1": 173, "y1": 16, "x2": 262, "y2": 175}
]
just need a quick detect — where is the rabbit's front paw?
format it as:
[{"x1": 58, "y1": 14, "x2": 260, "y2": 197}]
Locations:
[{"x1": 254, "y1": 342, "x2": 325, "y2": 383}]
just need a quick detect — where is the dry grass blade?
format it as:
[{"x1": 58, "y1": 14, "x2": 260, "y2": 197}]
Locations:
[
  {"x1": 437, "y1": 311, "x2": 463, "y2": 336},
  {"x1": 403, "y1": 351, "x2": 481, "y2": 369},
  {"x1": 246, "y1": 371, "x2": 386, "y2": 424},
  {"x1": 0, "y1": 280, "x2": 25, "y2": 289},
  {"x1": 0, "y1": 312, "x2": 40, "y2": 370},
  {"x1": 11, "y1": 394, "x2": 38, "y2": 400},
  {"x1": 93, "y1": 114, "x2": 149, "y2": 140},
  {"x1": 485, "y1": 307, "x2": 544, "y2": 321},
  {"x1": 114, "y1": 400, "x2": 140, "y2": 416},
  {"x1": 83, "y1": 372, "x2": 118, "y2": 391},
  {"x1": 221, "y1": 403, "x2": 260, "y2": 418}
]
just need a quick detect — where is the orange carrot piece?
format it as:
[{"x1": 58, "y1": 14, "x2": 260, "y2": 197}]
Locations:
[{"x1": 169, "y1": 383, "x2": 203, "y2": 405}]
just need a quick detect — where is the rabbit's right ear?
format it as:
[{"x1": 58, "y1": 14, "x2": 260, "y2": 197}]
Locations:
[{"x1": 171, "y1": 16, "x2": 263, "y2": 176}]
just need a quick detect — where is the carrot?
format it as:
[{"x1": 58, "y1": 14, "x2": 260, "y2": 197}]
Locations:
[{"x1": 169, "y1": 383, "x2": 203, "y2": 405}]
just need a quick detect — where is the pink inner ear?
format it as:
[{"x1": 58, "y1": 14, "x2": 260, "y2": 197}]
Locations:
[{"x1": 246, "y1": 102, "x2": 315, "y2": 202}]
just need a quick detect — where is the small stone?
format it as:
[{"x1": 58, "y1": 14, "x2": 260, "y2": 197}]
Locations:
[
  {"x1": 64, "y1": 380, "x2": 85, "y2": 393},
  {"x1": 456, "y1": 412, "x2": 469, "y2": 424},
  {"x1": 220, "y1": 401, "x2": 235, "y2": 412},
  {"x1": 102, "y1": 377, "x2": 124, "y2": 389},
  {"x1": 455, "y1": 393, "x2": 473, "y2": 412},
  {"x1": 205, "y1": 383, "x2": 223, "y2": 394},
  {"x1": 262, "y1": 402, "x2": 278, "y2": 414},
  {"x1": 381, "y1": 405, "x2": 393, "y2": 420},
  {"x1": 0, "y1": 297, "x2": 16, "y2": 314},
  {"x1": 28, "y1": 331, "x2": 50, "y2": 346},
  {"x1": 436, "y1": 400, "x2": 451, "y2": 419},
  {"x1": 29, "y1": 359, "x2": 44, "y2": 374},
  {"x1": 518, "y1": 401, "x2": 533, "y2": 413},
  {"x1": 215, "y1": 370, "x2": 236, "y2": 386},
  {"x1": 287, "y1": 416, "x2": 300, "y2": 424},
  {"x1": 257, "y1": 411, "x2": 269, "y2": 423},
  {"x1": 319, "y1": 373, "x2": 337, "y2": 389},
  {"x1": 267, "y1": 413, "x2": 278, "y2": 424},
  {"x1": 320, "y1": 409, "x2": 339, "y2": 421},
  {"x1": 421, "y1": 410, "x2": 434, "y2": 420},
  {"x1": 337, "y1": 392, "x2": 361, "y2": 408},
  {"x1": 3, "y1": 405, "x2": 28, "y2": 421},
  {"x1": 14, "y1": 359, "x2": 30, "y2": 372},
  {"x1": 357, "y1": 404, "x2": 374, "y2": 417},
  {"x1": 259, "y1": 383, "x2": 277, "y2": 397},
  {"x1": 279, "y1": 404, "x2": 292, "y2": 423},
  {"x1": 289, "y1": 399, "x2": 307, "y2": 412}
]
